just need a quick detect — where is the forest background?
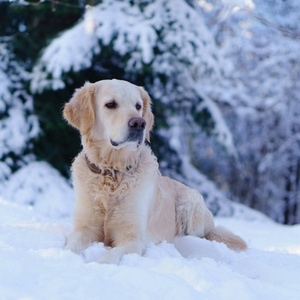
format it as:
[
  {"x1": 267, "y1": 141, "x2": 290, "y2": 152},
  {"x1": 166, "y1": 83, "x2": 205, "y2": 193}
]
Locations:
[{"x1": 0, "y1": 0, "x2": 299, "y2": 224}]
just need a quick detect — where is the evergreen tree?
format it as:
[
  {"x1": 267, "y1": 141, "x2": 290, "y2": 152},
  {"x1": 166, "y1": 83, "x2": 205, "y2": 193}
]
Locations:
[
  {"x1": 0, "y1": 0, "x2": 81, "y2": 216},
  {"x1": 1, "y1": 0, "x2": 299, "y2": 223},
  {"x1": 0, "y1": 40, "x2": 39, "y2": 180},
  {"x1": 197, "y1": 0, "x2": 300, "y2": 224},
  {"x1": 30, "y1": 0, "x2": 239, "y2": 215}
]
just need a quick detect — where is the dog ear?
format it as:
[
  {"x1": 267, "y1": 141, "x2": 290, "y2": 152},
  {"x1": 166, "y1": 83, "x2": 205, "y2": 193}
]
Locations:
[
  {"x1": 63, "y1": 82, "x2": 96, "y2": 136},
  {"x1": 138, "y1": 86, "x2": 154, "y2": 142}
]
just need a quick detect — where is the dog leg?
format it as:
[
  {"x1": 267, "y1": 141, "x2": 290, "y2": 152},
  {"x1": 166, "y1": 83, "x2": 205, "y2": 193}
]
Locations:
[
  {"x1": 176, "y1": 186, "x2": 247, "y2": 251},
  {"x1": 65, "y1": 168, "x2": 105, "y2": 254},
  {"x1": 96, "y1": 219, "x2": 146, "y2": 264}
]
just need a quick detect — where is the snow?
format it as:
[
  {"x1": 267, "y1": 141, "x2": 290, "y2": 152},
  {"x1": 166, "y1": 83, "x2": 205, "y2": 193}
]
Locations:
[
  {"x1": 0, "y1": 42, "x2": 39, "y2": 161},
  {"x1": 1, "y1": 186, "x2": 300, "y2": 299},
  {"x1": 0, "y1": 161, "x2": 75, "y2": 220}
]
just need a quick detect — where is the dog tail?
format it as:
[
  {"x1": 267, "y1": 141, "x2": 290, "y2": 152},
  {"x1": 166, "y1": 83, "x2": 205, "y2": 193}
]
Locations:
[{"x1": 205, "y1": 226, "x2": 247, "y2": 251}]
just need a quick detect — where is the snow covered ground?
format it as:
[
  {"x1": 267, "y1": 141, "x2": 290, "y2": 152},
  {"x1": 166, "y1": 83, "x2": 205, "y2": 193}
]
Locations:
[{"x1": 1, "y1": 196, "x2": 300, "y2": 300}]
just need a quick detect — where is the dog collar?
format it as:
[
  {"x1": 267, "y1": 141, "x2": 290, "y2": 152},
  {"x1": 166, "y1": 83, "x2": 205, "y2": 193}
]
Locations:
[{"x1": 85, "y1": 154, "x2": 133, "y2": 176}]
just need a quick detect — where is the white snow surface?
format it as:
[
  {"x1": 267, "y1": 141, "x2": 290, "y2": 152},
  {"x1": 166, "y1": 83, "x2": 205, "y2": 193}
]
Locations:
[
  {"x1": 0, "y1": 161, "x2": 75, "y2": 220},
  {"x1": 1, "y1": 189, "x2": 300, "y2": 299}
]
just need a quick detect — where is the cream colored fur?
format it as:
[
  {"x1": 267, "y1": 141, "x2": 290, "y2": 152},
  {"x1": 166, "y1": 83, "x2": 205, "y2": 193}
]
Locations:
[{"x1": 63, "y1": 79, "x2": 247, "y2": 264}]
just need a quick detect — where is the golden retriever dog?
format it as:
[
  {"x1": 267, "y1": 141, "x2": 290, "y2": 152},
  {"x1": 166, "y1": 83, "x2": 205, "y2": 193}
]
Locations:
[{"x1": 63, "y1": 79, "x2": 247, "y2": 264}]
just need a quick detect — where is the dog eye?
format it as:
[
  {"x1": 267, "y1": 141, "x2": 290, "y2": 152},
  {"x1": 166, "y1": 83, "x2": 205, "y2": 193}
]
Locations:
[
  {"x1": 136, "y1": 103, "x2": 142, "y2": 110},
  {"x1": 105, "y1": 101, "x2": 117, "y2": 109}
]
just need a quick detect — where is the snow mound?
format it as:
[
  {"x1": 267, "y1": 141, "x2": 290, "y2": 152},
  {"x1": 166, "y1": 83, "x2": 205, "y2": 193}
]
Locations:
[{"x1": 0, "y1": 161, "x2": 74, "y2": 220}]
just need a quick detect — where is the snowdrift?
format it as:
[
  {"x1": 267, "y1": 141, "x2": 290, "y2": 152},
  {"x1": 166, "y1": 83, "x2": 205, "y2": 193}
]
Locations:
[{"x1": 0, "y1": 190, "x2": 300, "y2": 299}]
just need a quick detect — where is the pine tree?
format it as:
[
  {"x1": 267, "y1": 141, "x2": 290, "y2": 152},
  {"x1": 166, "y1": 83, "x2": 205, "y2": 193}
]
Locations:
[
  {"x1": 30, "y1": 0, "x2": 241, "y2": 216},
  {"x1": 197, "y1": 0, "x2": 300, "y2": 223},
  {"x1": 3, "y1": 0, "x2": 299, "y2": 223},
  {"x1": 0, "y1": 1, "x2": 80, "y2": 216},
  {"x1": 0, "y1": 41, "x2": 39, "y2": 181}
]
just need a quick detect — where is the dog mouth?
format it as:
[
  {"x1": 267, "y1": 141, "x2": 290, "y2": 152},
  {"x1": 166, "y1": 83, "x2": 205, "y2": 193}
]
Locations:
[
  {"x1": 110, "y1": 131, "x2": 145, "y2": 149},
  {"x1": 110, "y1": 139, "x2": 122, "y2": 147}
]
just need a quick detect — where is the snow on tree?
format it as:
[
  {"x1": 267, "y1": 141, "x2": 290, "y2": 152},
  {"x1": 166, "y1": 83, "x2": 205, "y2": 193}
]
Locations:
[
  {"x1": 0, "y1": 41, "x2": 39, "y2": 181},
  {"x1": 0, "y1": 39, "x2": 75, "y2": 218},
  {"x1": 30, "y1": 0, "x2": 244, "y2": 216},
  {"x1": 197, "y1": 0, "x2": 300, "y2": 223},
  {"x1": 2, "y1": 0, "x2": 296, "y2": 223},
  {"x1": 31, "y1": 0, "x2": 237, "y2": 154}
]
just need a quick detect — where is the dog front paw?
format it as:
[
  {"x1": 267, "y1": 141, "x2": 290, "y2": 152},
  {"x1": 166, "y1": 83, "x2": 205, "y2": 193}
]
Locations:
[
  {"x1": 96, "y1": 248, "x2": 123, "y2": 264},
  {"x1": 65, "y1": 231, "x2": 91, "y2": 254}
]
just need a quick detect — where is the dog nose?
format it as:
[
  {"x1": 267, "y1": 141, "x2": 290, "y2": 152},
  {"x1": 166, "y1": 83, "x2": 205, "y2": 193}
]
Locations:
[{"x1": 128, "y1": 117, "x2": 146, "y2": 130}]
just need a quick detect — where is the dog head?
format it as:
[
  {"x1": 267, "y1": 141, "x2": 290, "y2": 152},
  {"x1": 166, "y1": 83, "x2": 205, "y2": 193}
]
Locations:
[{"x1": 63, "y1": 79, "x2": 154, "y2": 149}]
